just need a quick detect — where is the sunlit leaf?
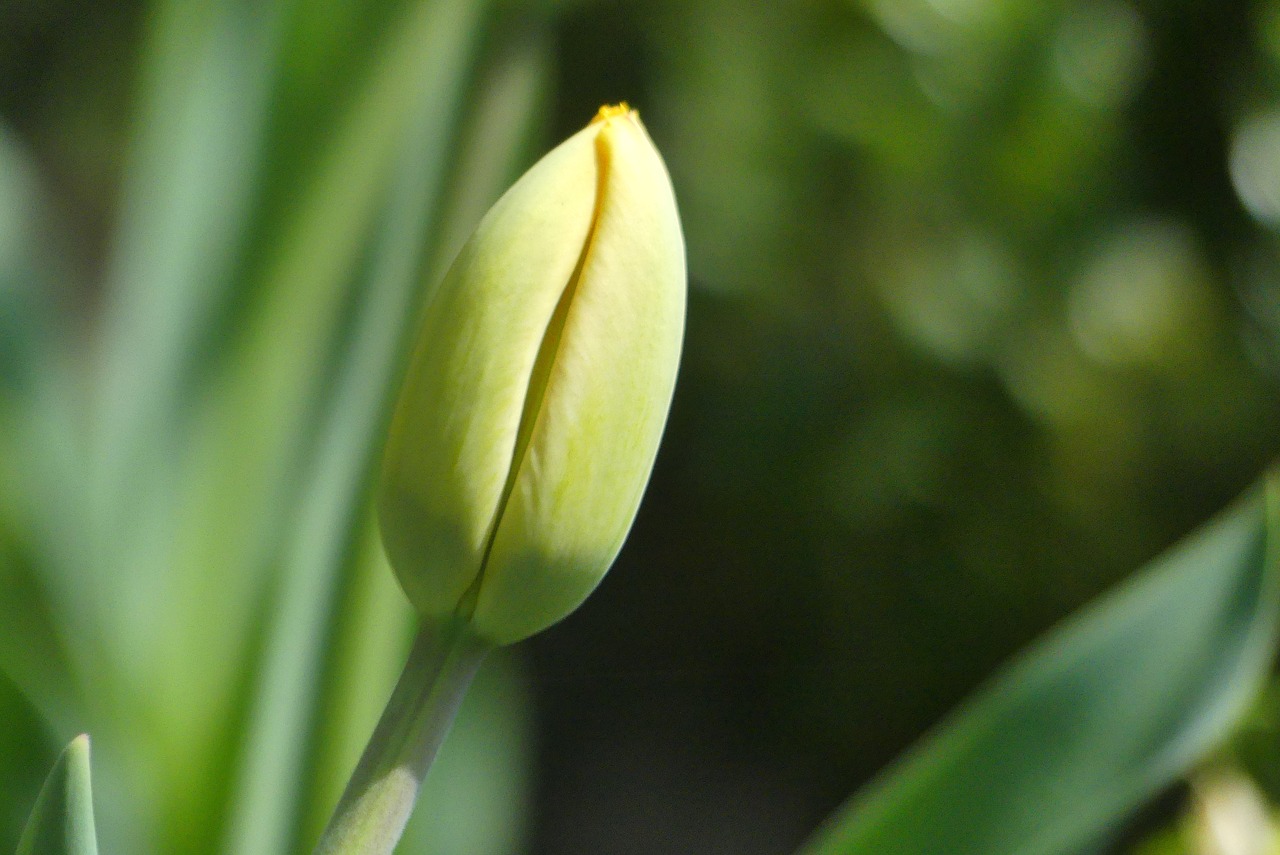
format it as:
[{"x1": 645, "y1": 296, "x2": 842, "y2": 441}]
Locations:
[
  {"x1": 801, "y1": 487, "x2": 1279, "y2": 855},
  {"x1": 0, "y1": 122, "x2": 78, "y2": 729}
]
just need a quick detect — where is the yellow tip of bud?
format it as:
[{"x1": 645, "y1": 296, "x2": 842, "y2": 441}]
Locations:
[{"x1": 592, "y1": 102, "x2": 635, "y2": 124}]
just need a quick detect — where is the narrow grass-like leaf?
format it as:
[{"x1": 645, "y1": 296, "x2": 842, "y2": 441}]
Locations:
[
  {"x1": 0, "y1": 123, "x2": 77, "y2": 725},
  {"x1": 295, "y1": 27, "x2": 549, "y2": 850},
  {"x1": 31, "y1": 0, "x2": 494, "y2": 851},
  {"x1": 423, "y1": 20, "x2": 553, "y2": 275},
  {"x1": 16, "y1": 735, "x2": 98, "y2": 855},
  {"x1": 800, "y1": 486, "x2": 1280, "y2": 855},
  {"x1": 218, "y1": 3, "x2": 488, "y2": 852},
  {"x1": 91, "y1": 0, "x2": 281, "y2": 558},
  {"x1": 0, "y1": 678, "x2": 51, "y2": 850}
]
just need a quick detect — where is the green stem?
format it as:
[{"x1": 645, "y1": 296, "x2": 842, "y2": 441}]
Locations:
[{"x1": 313, "y1": 621, "x2": 489, "y2": 855}]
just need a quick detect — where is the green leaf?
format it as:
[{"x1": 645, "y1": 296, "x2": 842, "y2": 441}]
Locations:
[
  {"x1": 0, "y1": 122, "x2": 77, "y2": 724},
  {"x1": 290, "y1": 28, "x2": 549, "y2": 851},
  {"x1": 16, "y1": 736, "x2": 98, "y2": 855},
  {"x1": 0, "y1": 674, "x2": 56, "y2": 851},
  {"x1": 216, "y1": 2, "x2": 497, "y2": 852},
  {"x1": 800, "y1": 486, "x2": 1280, "y2": 855}
]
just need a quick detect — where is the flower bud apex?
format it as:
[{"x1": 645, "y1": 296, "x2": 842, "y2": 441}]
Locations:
[{"x1": 378, "y1": 105, "x2": 685, "y2": 645}]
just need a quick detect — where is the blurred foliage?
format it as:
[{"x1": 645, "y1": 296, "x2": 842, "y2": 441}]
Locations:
[{"x1": 5, "y1": 0, "x2": 1280, "y2": 854}]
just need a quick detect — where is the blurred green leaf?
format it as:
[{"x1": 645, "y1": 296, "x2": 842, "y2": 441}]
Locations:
[
  {"x1": 214, "y1": 3, "x2": 527, "y2": 854},
  {"x1": 294, "y1": 26, "x2": 549, "y2": 853},
  {"x1": 17, "y1": 0, "x2": 534, "y2": 853},
  {"x1": 16, "y1": 735, "x2": 98, "y2": 855},
  {"x1": 800, "y1": 486, "x2": 1279, "y2": 855},
  {"x1": 0, "y1": 120, "x2": 80, "y2": 732},
  {"x1": 91, "y1": 0, "x2": 282, "y2": 541},
  {"x1": 0, "y1": 125, "x2": 51, "y2": 397},
  {"x1": 0, "y1": 674, "x2": 55, "y2": 850}
]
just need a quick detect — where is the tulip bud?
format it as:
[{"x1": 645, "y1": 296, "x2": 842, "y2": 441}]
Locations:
[{"x1": 378, "y1": 104, "x2": 685, "y2": 645}]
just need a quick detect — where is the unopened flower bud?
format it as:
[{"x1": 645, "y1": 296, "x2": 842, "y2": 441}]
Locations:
[{"x1": 378, "y1": 104, "x2": 685, "y2": 645}]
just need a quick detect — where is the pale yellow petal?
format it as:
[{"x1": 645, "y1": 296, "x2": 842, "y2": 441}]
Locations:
[
  {"x1": 473, "y1": 111, "x2": 686, "y2": 644},
  {"x1": 378, "y1": 121, "x2": 600, "y2": 619}
]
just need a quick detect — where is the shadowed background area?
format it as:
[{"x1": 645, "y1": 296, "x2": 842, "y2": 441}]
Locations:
[{"x1": 3, "y1": 1, "x2": 1280, "y2": 854}]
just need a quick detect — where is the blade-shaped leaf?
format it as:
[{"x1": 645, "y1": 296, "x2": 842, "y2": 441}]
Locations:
[
  {"x1": 289, "y1": 27, "x2": 549, "y2": 853},
  {"x1": 216, "y1": 2, "x2": 493, "y2": 851},
  {"x1": 0, "y1": 122, "x2": 77, "y2": 725},
  {"x1": 16, "y1": 735, "x2": 98, "y2": 855},
  {"x1": 800, "y1": 486, "x2": 1280, "y2": 855}
]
